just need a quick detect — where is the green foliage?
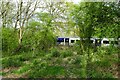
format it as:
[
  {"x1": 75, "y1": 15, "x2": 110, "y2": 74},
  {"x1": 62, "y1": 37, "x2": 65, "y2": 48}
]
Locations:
[
  {"x1": 17, "y1": 52, "x2": 39, "y2": 61},
  {"x1": 1, "y1": 1, "x2": 120, "y2": 78},
  {"x1": 95, "y1": 60, "x2": 111, "y2": 68},
  {"x1": 36, "y1": 12, "x2": 53, "y2": 27},
  {"x1": 39, "y1": 28, "x2": 56, "y2": 51},
  {"x1": 72, "y1": 56, "x2": 82, "y2": 65},
  {"x1": 1, "y1": 47, "x2": 119, "y2": 78},
  {"x1": 28, "y1": 57, "x2": 65, "y2": 78},
  {"x1": 28, "y1": 65, "x2": 65, "y2": 78},
  {"x1": 50, "y1": 48, "x2": 60, "y2": 57},
  {"x1": 13, "y1": 65, "x2": 30, "y2": 74},
  {"x1": 70, "y1": 2, "x2": 120, "y2": 78},
  {"x1": 60, "y1": 50, "x2": 73, "y2": 58},
  {"x1": 2, "y1": 52, "x2": 39, "y2": 68},
  {"x1": 87, "y1": 69, "x2": 114, "y2": 78},
  {"x1": 0, "y1": 72, "x2": 6, "y2": 76},
  {"x1": 72, "y1": 2, "x2": 120, "y2": 40},
  {"x1": 2, "y1": 28, "x2": 18, "y2": 52},
  {"x1": 22, "y1": 21, "x2": 56, "y2": 52},
  {"x1": 2, "y1": 57, "x2": 23, "y2": 68},
  {"x1": 2, "y1": 12, "x2": 56, "y2": 53}
]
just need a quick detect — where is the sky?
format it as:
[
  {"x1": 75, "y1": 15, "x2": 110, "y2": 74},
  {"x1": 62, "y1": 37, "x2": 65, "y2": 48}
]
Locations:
[
  {"x1": 67, "y1": 0, "x2": 81, "y2": 4},
  {"x1": 10, "y1": 0, "x2": 81, "y2": 4}
]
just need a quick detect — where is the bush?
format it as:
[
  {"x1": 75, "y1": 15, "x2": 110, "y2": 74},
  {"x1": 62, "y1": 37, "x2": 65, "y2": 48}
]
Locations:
[
  {"x1": 22, "y1": 25, "x2": 56, "y2": 52},
  {"x1": 17, "y1": 53, "x2": 34, "y2": 61},
  {"x1": 95, "y1": 60, "x2": 111, "y2": 68},
  {"x1": 2, "y1": 57, "x2": 23, "y2": 68},
  {"x1": 87, "y1": 69, "x2": 114, "y2": 78},
  {"x1": 50, "y1": 48, "x2": 60, "y2": 57},
  {"x1": 28, "y1": 65, "x2": 65, "y2": 78},
  {"x1": 61, "y1": 50, "x2": 73, "y2": 58},
  {"x1": 72, "y1": 56, "x2": 82, "y2": 65},
  {"x1": 2, "y1": 28, "x2": 18, "y2": 53},
  {"x1": 12, "y1": 65, "x2": 30, "y2": 74}
]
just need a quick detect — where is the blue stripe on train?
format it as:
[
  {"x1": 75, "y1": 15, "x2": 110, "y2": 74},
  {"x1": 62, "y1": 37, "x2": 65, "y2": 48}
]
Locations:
[{"x1": 57, "y1": 38, "x2": 64, "y2": 42}]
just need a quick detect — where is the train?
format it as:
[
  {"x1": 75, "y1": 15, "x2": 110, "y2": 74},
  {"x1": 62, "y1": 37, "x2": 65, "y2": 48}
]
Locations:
[{"x1": 56, "y1": 37, "x2": 120, "y2": 47}]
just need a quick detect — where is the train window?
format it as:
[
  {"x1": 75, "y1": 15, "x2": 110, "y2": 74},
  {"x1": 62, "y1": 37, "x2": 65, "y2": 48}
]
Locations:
[
  {"x1": 103, "y1": 41, "x2": 109, "y2": 44},
  {"x1": 71, "y1": 40, "x2": 75, "y2": 43},
  {"x1": 57, "y1": 38, "x2": 64, "y2": 42},
  {"x1": 65, "y1": 38, "x2": 69, "y2": 42}
]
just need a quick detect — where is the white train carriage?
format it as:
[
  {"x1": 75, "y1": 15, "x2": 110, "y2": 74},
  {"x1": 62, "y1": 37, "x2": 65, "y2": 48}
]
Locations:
[
  {"x1": 57, "y1": 37, "x2": 120, "y2": 47},
  {"x1": 57, "y1": 37, "x2": 70, "y2": 46},
  {"x1": 69, "y1": 37, "x2": 80, "y2": 46},
  {"x1": 101, "y1": 38, "x2": 119, "y2": 47},
  {"x1": 101, "y1": 38, "x2": 110, "y2": 47}
]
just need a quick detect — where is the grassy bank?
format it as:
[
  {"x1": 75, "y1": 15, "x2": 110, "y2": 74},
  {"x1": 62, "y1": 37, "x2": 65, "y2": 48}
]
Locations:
[{"x1": 1, "y1": 47, "x2": 119, "y2": 78}]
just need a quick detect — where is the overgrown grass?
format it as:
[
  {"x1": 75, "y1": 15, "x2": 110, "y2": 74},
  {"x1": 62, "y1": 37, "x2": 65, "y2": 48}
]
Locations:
[
  {"x1": 1, "y1": 46, "x2": 119, "y2": 78},
  {"x1": 28, "y1": 65, "x2": 65, "y2": 78}
]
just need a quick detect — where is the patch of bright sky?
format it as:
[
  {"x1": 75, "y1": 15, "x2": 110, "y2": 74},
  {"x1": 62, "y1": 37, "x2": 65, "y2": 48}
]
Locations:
[{"x1": 67, "y1": 0, "x2": 81, "y2": 4}]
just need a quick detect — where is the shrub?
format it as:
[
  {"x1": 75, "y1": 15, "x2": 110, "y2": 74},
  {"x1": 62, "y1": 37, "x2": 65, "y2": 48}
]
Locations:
[
  {"x1": 2, "y1": 57, "x2": 23, "y2": 68},
  {"x1": 60, "y1": 50, "x2": 73, "y2": 58},
  {"x1": 87, "y1": 70, "x2": 114, "y2": 78},
  {"x1": 28, "y1": 65, "x2": 65, "y2": 78},
  {"x1": 50, "y1": 48, "x2": 60, "y2": 57},
  {"x1": 2, "y1": 28, "x2": 18, "y2": 53},
  {"x1": 12, "y1": 65, "x2": 30, "y2": 74},
  {"x1": 72, "y1": 56, "x2": 82, "y2": 65}
]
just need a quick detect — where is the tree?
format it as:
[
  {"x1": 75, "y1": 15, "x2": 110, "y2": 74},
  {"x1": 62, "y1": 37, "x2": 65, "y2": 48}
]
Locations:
[
  {"x1": 2, "y1": 28, "x2": 18, "y2": 53},
  {"x1": 1, "y1": 0, "x2": 41, "y2": 52},
  {"x1": 37, "y1": 0, "x2": 71, "y2": 36},
  {"x1": 13, "y1": 0, "x2": 40, "y2": 52},
  {"x1": 71, "y1": 2, "x2": 120, "y2": 77},
  {"x1": 1, "y1": 1, "x2": 14, "y2": 28}
]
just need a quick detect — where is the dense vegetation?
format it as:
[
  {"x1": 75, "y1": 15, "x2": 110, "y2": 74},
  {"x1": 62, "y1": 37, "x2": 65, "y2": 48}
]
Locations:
[{"x1": 1, "y1": 0, "x2": 120, "y2": 78}]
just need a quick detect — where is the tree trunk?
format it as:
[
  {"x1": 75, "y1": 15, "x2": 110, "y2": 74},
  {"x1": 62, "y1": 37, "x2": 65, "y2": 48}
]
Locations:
[{"x1": 19, "y1": 27, "x2": 22, "y2": 45}]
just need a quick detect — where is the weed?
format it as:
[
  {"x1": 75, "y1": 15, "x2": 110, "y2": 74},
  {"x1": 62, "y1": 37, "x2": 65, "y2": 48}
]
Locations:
[
  {"x1": 60, "y1": 50, "x2": 73, "y2": 58},
  {"x1": 51, "y1": 48, "x2": 60, "y2": 57},
  {"x1": 2, "y1": 57, "x2": 23, "y2": 68},
  {"x1": 28, "y1": 65, "x2": 65, "y2": 78}
]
